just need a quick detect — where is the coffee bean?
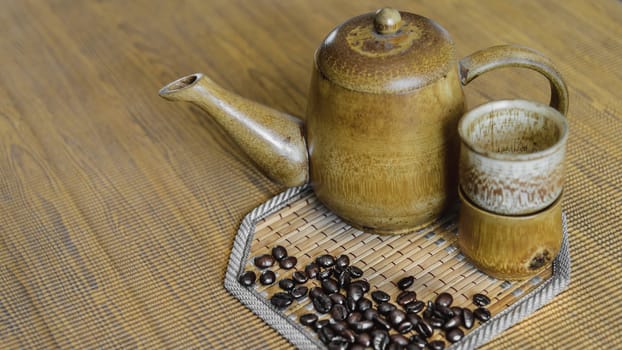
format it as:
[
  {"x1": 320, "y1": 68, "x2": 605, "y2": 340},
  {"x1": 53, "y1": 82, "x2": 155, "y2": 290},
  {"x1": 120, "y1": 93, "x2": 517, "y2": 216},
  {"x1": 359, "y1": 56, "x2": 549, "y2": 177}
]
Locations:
[
  {"x1": 271, "y1": 245, "x2": 287, "y2": 261},
  {"x1": 313, "y1": 293, "x2": 333, "y2": 314},
  {"x1": 292, "y1": 271, "x2": 308, "y2": 284},
  {"x1": 330, "y1": 333, "x2": 348, "y2": 342},
  {"x1": 309, "y1": 286, "x2": 324, "y2": 300},
  {"x1": 397, "y1": 320, "x2": 414, "y2": 334},
  {"x1": 317, "y1": 254, "x2": 336, "y2": 268},
  {"x1": 415, "y1": 319, "x2": 433, "y2": 338},
  {"x1": 317, "y1": 327, "x2": 329, "y2": 342},
  {"x1": 327, "y1": 336, "x2": 347, "y2": 347},
  {"x1": 372, "y1": 290, "x2": 391, "y2": 303},
  {"x1": 336, "y1": 255, "x2": 350, "y2": 268},
  {"x1": 364, "y1": 308, "x2": 378, "y2": 321},
  {"x1": 333, "y1": 264, "x2": 345, "y2": 275},
  {"x1": 328, "y1": 339, "x2": 348, "y2": 350},
  {"x1": 474, "y1": 307, "x2": 491, "y2": 322},
  {"x1": 443, "y1": 315, "x2": 461, "y2": 330},
  {"x1": 332, "y1": 304, "x2": 349, "y2": 321},
  {"x1": 462, "y1": 308, "x2": 474, "y2": 329},
  {"x1": 397, "y1": 291, "x2": 416, "y2": 306},
  {"x1": 279, "y1": 256, "x2": 297, "y2": 269},
  {"x1": 435, "y1": 292, "x2": 453, "y2": 307},
  {"x1": 315, "y1": 319, "x2": 330, "y2": 331},
  {"x1": 373, "y1": 315, "x2": 392, "y2": 331},
  {"x1": 347, "y1": 312, "x2": 363, "y2": 325},
  {"x1": 350, "y1": 280, "x2": 370, "y2": 293},
  {"x1": 346, "y1": 296, "x2": 357, "y2": 313},
  {"x1": 371, "y1": 330, "x2": 390, "y2": 350},
  {"x1": 270, "y1": 292, "x2": 293, "y2": 309},
  {"x1": 356, "y1": 297, "x2": 372, "y2": 312},
  {"x1": 356, "y1": 332, "x2": 372, "y2": 347},
  {"x1": 352, "y1": 320, "x2": 375, "y2": 333},
  {"x1": 337, "y1": 270, "x2": 352, "y2": 289},
  {"x1": 387, "y1": 343, "x2": 400, "y2": 350},
  {"x1": 428, "y1": 340, "x2": 445, "y2": 350},
  {"x1": 313, "y1": 320, "x2": 330, "y2": 332},
  {"x1": 330, "y1": 293, "x2": 346, "y2": 305},
  {"x1": 428, "y1": 316, "x2": 444, "y2": 329},
  {"x1": 446, "y1": 328, "x2": 464, "y2": 343},
  {"x1": 305, "y1": 262, "x2": 320, "y2": 279},
  {"x1": 378, "y1": 302, "x2": 397, "y2": 315},
  {"x1": 328, "y1": 335, "x2": 348, "y2": 349},
  {"x1": 450, "y1": 306, "x2": 463, "y2": 317},
  {"x1": 238, "y1": 271, "x2": 256, "y2": 287},
  {"x1": 331, "y1": 337, "x2": 350, "y2": 349},
  {"x1": 408, "y1": 334, "x2": 427, "y2": 349},
  {"x1": 388, "y1": 309, "x2": 406, "y2": 327},
  {"x1": 254, "y1": 254, "x2": 275, "y2": 269},
  {"x1": 406, "y1": 312, "x2": 421, "y2": 326},
  {"x1": 278, "y1": 278, "x2": 295, "y2": 291},
  {"x1": 423, "y1": 301, "x2": 435, "y2": 319},
  {"x1": 473, "y1": 293, "x2": 491, "y2": 307},
  {"x1": 260, "y1": 270, "x2": 276, "y2": 285},
  {"x1": 330, "y1": 318, "x2": 350, "y2": 333},
  {"x1": 347, "y1": 284, "x2": 364, "y2": 302},
  {"x1": 434, "y1": 305, "x2": 454, "y2": 320},
  {"x1": 397, "y1": 276, "x2": 414, "y2": 290},
  {"x1": 431, "y1": 309, "x2": 445, "y2": 321},
  {"x1": 390, "y1": 334, "x2": 409, "y2": 346},
  {"x1": 349, "y1": 266, "x2": 364, "y2": 278},
  {"x1": 319, "y1": 326, "x2": 335, "y2": 344},
  {"x1": 322, "y1": 278, "x2": 340, "y2": 294},
  {"x1": 291, "y1": 285, "x2": 308, "y2": 299},
  {"x1": 350, "y1": 345, "x2": 365, "y2": 350},
  {"x1": 404, "y1": 300, "x2": 425, "y2": 313},
  {"x1": 330, "y1": 319, "x2": 348, "y2": 333},
  {"x1": 318, "y1": 268, "x2": 333, "y2": 280},
  {"x1": 300, "y1": 313, "x2": 318, "y2": 327},
  {"x1": 340, "y1": 328, "x2": 356, "y2": 344}
]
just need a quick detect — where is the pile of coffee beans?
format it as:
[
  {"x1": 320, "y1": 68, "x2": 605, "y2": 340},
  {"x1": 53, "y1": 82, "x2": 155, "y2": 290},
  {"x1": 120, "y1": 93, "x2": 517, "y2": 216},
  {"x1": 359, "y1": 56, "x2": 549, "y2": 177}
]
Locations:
[{"x1": 239, "y1": 247, "x2": 492, "y2": 350}]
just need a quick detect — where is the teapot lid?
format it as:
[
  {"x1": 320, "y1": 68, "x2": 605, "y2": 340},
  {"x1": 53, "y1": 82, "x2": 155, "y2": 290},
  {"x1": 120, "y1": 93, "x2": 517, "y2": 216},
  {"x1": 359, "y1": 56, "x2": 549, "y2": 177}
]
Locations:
[{"x1": 317, "y1": 8, "x2": 455, "y2": 94}]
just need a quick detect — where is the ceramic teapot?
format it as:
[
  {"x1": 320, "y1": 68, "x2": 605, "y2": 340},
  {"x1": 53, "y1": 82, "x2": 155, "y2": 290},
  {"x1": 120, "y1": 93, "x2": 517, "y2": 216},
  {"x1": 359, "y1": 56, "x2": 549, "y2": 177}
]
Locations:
[{"x1": 159, "y1": 8, "x2": 568, "y2": 234}]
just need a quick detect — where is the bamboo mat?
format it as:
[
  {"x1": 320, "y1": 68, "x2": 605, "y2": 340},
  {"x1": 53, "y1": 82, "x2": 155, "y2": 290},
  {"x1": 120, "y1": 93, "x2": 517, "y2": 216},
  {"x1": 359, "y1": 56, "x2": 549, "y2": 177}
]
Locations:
[{"x1": 225, "y1": 187, "x2": 569, "y2": 349}]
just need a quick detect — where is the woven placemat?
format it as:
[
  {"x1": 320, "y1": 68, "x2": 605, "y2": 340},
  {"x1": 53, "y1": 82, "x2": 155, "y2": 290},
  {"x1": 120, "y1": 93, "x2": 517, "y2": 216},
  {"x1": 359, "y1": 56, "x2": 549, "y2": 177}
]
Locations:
[{"x1": 225, "y1": 185, "x2": 570, "y2": 349}]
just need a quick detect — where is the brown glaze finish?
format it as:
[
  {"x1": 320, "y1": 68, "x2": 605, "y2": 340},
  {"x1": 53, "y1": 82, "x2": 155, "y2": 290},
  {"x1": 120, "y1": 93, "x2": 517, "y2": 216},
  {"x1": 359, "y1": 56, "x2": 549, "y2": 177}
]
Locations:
[
  {"x1": 459, "y1": 45, "x2": 569, "y2": 116},
  {"x1": 159, "y1": 73, "x2": 308, "y2": 187},
  {"x1": 457, "y1": 188, "x2": 563, "y2": 280},
  {"x1": 317, "y1": 11, "x2": 455, "y2": 94},
  {"x1": 373, "y1": 8, "x2": 402, "y2": 35},
  {"x1": 306, "y1": 61, "x2": 464, "y2": 234}
]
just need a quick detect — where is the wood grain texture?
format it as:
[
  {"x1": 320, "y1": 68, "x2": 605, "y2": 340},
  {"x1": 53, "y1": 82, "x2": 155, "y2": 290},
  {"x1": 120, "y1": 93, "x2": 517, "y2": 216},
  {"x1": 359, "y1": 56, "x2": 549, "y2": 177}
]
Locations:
[
  {"x1": 0, "y1": 0, "x2": 621, "y2": 349},
  {"x1": 458, "y1": 189, "x2": 562, "y2": 280}
]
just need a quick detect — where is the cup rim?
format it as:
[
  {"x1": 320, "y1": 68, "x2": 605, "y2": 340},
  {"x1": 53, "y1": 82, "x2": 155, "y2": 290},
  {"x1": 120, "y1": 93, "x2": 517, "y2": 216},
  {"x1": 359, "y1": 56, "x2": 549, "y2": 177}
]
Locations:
[
  {"x1": 458, "y1": 99, "x2": 568, "y2": 161},
  {"x1": 458, "y1": 186, "x2": 563, "y2": 219}
]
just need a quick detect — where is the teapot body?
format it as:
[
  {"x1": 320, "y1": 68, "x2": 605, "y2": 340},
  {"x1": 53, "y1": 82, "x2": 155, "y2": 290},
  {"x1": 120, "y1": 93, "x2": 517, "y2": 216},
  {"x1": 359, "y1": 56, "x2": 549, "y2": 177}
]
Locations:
[{"x1": 306, "y1": 61, "x2": 464, "y2": 234}]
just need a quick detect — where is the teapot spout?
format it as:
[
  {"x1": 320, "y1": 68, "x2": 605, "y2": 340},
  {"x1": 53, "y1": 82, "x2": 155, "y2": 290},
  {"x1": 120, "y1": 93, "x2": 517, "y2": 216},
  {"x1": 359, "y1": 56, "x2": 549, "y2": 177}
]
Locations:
[{"x1": 159, "y1": 73, "x2": 308, "y2": 187}]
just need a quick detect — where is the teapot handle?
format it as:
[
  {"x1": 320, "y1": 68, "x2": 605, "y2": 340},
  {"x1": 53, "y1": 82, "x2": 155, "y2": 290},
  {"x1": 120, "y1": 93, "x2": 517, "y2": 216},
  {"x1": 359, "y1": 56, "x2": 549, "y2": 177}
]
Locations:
[{"x1": 459, "y1": 44, "x2": 568, "y2": 115}]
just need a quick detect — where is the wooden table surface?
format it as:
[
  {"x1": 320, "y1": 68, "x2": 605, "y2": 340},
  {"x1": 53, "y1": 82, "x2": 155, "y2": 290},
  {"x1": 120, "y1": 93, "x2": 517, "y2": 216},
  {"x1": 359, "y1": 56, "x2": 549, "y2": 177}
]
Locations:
[{"x1": 1, "y1": 0, "x2": 621, "y2": 348}]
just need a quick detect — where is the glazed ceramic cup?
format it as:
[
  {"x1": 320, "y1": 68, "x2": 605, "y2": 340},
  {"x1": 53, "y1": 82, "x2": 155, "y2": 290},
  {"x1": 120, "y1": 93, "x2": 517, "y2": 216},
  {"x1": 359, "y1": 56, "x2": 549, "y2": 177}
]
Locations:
[
  {"x1": 458, "y1": 99, "x2": 568, "y2": 215},
  {"x1": 457, "y1": 188, "x2": 563, "y2": 280}
]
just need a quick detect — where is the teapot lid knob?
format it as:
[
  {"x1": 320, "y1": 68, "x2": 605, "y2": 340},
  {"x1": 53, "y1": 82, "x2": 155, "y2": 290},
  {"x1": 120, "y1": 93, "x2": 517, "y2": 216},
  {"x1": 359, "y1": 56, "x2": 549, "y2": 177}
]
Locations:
[{"x1": 374, "y1": 8, "x2": 402, "y2": 34}]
